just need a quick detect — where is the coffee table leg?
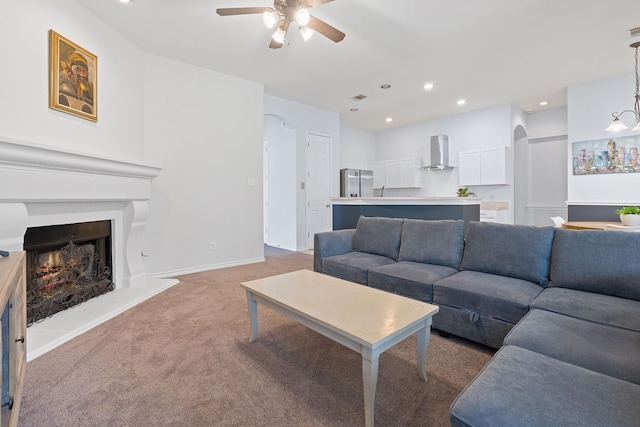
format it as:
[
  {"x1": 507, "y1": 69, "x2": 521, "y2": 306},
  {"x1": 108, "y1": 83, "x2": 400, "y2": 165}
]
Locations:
[
  {"x1": 416, "y1": 319, "x2": 431, "y2": 381},
  {"x1": 246, "y1": 291, "x2": 258, "y2": 342},
  {"x1": 362, "y1": 349, "x2": 379, "y2": 427}
]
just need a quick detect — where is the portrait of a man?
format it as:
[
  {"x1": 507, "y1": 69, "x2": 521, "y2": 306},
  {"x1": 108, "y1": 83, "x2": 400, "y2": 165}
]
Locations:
[{"x1": 49, "y1": 30, "x2": 97, "y2": 122}]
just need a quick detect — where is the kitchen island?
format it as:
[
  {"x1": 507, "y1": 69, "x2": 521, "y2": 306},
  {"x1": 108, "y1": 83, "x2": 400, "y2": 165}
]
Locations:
[{"x1": 332, "y1": 197, "x2": 481, "y2": 230}]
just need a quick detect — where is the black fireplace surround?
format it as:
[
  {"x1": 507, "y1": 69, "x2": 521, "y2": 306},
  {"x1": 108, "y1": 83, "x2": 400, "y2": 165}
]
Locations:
[{"x1": 23, "y1": 220, "x2": 114, "y2": 326}]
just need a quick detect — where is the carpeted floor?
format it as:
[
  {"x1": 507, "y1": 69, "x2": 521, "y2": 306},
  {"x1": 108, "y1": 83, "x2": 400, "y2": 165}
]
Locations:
[{"x1": 18, "y1": 246, "x2": 494, "y2": 426}]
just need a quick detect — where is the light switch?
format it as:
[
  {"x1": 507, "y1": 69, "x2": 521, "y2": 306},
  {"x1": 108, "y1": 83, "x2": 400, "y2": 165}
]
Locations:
[{"x1": 248, "y1": 178, "x2": 258, "y2": 187}]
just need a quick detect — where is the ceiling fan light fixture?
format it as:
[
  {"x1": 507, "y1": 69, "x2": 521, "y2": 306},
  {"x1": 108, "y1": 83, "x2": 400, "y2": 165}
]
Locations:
[
  {"x1": 272, "y1": 26, "x2": 287, "y2": 44},
  {"x1": 295, "y1": 8, "x2": 310, "y2": 26},
  {"x1": 263, "y1": 10, "x2": 279, "y2": 29},
  {"x1": 299, "y1": 25, "x2": 314, "y2": 41}
]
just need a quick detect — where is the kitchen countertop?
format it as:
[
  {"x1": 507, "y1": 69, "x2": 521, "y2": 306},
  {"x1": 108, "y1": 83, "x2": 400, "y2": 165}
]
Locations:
[{"x1": 331, "y1": 197, "x2": 481, "y2": 205}]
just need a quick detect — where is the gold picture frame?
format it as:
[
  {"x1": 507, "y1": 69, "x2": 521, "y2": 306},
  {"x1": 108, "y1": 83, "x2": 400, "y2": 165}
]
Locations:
[{"x1": 49, "y1": 30, "x2": 97, "y2": 122}]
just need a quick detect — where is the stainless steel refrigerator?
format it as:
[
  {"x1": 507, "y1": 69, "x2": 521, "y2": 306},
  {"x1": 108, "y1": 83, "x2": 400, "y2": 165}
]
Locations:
[{"x1": 340, "y1": 168, "x2": 373, "y2": 197}]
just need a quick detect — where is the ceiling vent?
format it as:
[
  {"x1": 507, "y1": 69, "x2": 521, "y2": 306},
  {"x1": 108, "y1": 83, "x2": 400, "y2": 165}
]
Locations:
[
  {"x1": 351, "y1": 94, "x2": 367, "y2": 101},
  {"x1": 630, "y1": 27, "x2": 640, "y2": 38}
]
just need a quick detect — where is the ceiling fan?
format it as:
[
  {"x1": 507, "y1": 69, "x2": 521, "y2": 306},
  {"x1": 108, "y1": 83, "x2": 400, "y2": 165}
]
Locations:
[{"x1": 216, "y1": 0, "x2": 346, "y2": 49}]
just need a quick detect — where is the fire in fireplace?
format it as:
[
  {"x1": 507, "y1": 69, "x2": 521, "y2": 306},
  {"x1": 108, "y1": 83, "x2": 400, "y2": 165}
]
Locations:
[{"x1": 23, "y1": 221, "x2": 114, "y2": 326}]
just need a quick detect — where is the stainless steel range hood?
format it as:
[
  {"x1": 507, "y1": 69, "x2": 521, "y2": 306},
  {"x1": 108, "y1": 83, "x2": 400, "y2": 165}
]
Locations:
[{"x1": 424, "y1": 135, "x2": 454, "y2": 170}]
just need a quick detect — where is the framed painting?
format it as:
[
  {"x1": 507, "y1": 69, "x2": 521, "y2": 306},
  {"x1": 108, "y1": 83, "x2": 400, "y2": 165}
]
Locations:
[
  {"x1": 572, "y1": 135, "x2": 640, "y2": 175},
  {"x1": 49, "y1": 30, "x2": 97, "y2": 122}
]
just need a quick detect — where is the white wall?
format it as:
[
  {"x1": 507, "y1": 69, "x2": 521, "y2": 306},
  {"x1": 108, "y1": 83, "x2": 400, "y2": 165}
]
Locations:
[
  {"x1": 264, "y1": 95, "x2": 340, "y2": 250},
  {"x1": 143, "y1": 54, "x2": 264, "y2": 276},
  {"x1": 1, "y1": 1, "x2": 267, "y2": 278},
  {"x1": 568, "y1": 72, "x2": 640, "y2": 204},
  {"x1": 527, "y1": 107, "x2": 568, "y2": 140},
  {"x1": 340, "y1": 125, "x2": 376, "y2": 170},
  {"x1": 0, "y1": 0, "x2": 145, "y2": 161},
  {"x1": 374, "y1": 105, "x2": 514, "y2": 202}
]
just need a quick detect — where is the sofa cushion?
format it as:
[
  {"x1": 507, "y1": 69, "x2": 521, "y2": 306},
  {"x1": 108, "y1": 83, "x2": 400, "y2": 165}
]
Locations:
[
  {"x1": 353, "y1": 216, "x2": 404, "y2": 261},
  {"x1": 433, "y1": 270, "x2": 543, "y2": 324},
  {"x1": 368, "y1": 261, "x2": 458, "y2": 302},
  {"x1": 505, "y1": 309, "x2": 640, "y2": 384},
  {"x1": 450, "y1": 345, "x2": 640, "y2": 427},
  {"x1": 398, "y1": 219, "x2": 464, "y2": 269},
  {"x1": 549, "y1": 228, "x2": 640, "y2": 300},
  {"x1": 460, "y1": 222, "x2": 555, "y2": 286},
  {"x1": 321, "y1": 251, "x2": 396, "y2": 285},
  {"x1": 530, "y1": 287, "x2": 640, "y2": 332}
]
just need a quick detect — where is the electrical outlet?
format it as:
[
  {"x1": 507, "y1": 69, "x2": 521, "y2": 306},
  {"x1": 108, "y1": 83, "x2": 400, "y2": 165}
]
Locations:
[{"x1": 210, "y1": 241, "x2": 217, "y2": 251}]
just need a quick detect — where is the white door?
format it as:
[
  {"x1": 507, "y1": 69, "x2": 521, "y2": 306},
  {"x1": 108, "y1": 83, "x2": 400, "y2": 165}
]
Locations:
[{"x1": 306, "y1": 132, "x2": 332, "y2": 250}]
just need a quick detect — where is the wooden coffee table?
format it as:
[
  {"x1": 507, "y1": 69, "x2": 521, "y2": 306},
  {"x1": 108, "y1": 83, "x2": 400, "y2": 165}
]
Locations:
[{"x1": 240, "y1": 269, "x2": 439, "y2": 427}]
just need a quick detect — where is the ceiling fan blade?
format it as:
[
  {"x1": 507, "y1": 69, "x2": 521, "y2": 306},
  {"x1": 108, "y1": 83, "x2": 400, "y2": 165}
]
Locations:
[
  {"x1": 216, "y1": 7, "x2": 269, "y2": 16},
  {"x1": 305, "y1": 0, "x2": 335, "y2": 6},
  {"x1": 307, "y1": 16, "x2": 345, "y2": 43}
]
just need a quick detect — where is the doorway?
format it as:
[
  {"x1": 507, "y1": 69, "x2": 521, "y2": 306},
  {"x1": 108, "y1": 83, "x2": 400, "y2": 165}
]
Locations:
[
  {"x1": 514, "y1": 125, "x2": 568, "y2": 226},
  {"x1": 263, "y1": 115, "x2": 296, "y2": 250}
]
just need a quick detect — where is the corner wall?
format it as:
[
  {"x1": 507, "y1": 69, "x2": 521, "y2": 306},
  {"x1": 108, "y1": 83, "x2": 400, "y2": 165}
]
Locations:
[
  {"x1": 142, "y1": 54, "x2": 264, "y2": 276},
  {"x1": 0, "y1": 0, "x2": 145, "y2": 161}
]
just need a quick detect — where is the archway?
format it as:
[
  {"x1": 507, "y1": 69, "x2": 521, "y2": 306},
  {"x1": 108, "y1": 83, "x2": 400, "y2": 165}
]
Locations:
[{"x1": 263, "y1": 114, "x2": 297, "y2": 250}]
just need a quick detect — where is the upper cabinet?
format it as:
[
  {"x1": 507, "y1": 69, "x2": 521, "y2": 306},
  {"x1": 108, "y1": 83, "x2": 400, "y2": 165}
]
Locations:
[
  {"x1": 373, "y1": 157, "x2": 422, "y2": 189},
  {"x1": 459, "y1": 146, "x2": 508, "y2": 186}
]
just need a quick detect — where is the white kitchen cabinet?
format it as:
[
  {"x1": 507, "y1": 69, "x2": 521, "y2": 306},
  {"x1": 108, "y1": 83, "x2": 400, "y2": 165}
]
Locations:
[
  {"x1": 385, "y1": 160, "x2": 401, "y2": 188},
  {"x1": 372, "y1": 157, "x2": 422, "y2": 189},
  {"x1": 400, "y1": 158, "x2": 422, "y2": 188},
  {"x1": 458, "y1": 151, "x2": 482, "y2": 186},
  {"x1": 372, "y1": 162, "x2": 386, "y2": 189},
  {"x1": 459, "y1": 146, "x2": 508, "y2": 186}
]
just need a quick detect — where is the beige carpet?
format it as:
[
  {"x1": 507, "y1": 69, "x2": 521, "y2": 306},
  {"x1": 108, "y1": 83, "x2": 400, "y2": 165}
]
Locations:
[{"x1": 18, "y1": 246, "x2": 494, "y2": 426}]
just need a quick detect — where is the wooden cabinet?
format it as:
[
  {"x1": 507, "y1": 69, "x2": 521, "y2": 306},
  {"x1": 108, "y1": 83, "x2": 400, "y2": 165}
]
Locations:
[
  {"x1": 459, "y1": 146, "x2": 508, "y2": 186},
  {"x1": 0, "y1": 252, "x2": 26, "y2": 427},
  {"x1": 372, "y1": 157, "x2": 422, "y2": 189}
]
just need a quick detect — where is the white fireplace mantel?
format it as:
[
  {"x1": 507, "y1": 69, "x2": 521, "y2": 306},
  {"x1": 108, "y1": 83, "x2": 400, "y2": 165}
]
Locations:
[{"x1": 0, "y1": 136, "x2": 162, "y2": 289}]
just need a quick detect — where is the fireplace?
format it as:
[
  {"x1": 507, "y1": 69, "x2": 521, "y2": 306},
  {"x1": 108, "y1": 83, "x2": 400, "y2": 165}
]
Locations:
[{"x1": 23, "y1": 221, "x2": 115, "y2": 326}]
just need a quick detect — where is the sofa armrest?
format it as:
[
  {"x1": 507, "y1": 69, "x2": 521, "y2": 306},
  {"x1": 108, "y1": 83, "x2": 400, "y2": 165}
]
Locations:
[{"x1": 314, "y1": 229, "x2": 356, "y2": 272}]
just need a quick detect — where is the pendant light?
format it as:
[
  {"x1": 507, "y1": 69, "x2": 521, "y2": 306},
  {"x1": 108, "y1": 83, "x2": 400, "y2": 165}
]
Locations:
[{"x1": 606, "y1": 41, "x2": 640, "y2": 132}]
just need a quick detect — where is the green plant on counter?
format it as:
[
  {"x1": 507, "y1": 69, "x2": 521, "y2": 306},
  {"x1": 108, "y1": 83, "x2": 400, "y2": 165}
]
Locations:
[
  {"x1": 456, "y1": 187, "x2": 475, "y2": 197},
  {"x1": 615, "y1": 206, "x2": 640, "y2": 215}
]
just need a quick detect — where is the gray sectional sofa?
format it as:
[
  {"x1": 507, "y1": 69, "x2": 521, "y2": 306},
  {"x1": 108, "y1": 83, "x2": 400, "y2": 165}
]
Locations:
[{"x1": 314, "y1": 216, "x2": 640, "y2": 426}]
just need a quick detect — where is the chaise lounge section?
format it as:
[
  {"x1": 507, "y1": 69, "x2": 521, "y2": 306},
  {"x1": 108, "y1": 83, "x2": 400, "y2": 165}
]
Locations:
[
  {"x1": 450, "y1": 227, "x2": 640, "y2": 426},
  {"x1": 314, "y1": 217, "x2": 640, "y2": 425}
]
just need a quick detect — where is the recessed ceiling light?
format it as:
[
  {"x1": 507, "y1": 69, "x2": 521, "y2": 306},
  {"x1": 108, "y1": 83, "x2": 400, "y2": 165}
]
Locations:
[
  {"x1": 120, "y1": 0, "x2": 131, "y2": 3},
  {"x1": 539, "y1": 101, "x2": 549, "y2": 106},
  {"x1": 380, "y1": 84, "x2": 391, "y2": 89},
  {"x1": 457, "y1": 99, "x2": 466, "y2": 106},
  {"x1": 385, "y1": 117, "x2": 393, "y2": 123},
  {"x1": 350, "y1": 108, "x2": 359, "y2": 112},
  {"x1": 423, "y1": 83, "x2": 434, "y2": 90}
]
